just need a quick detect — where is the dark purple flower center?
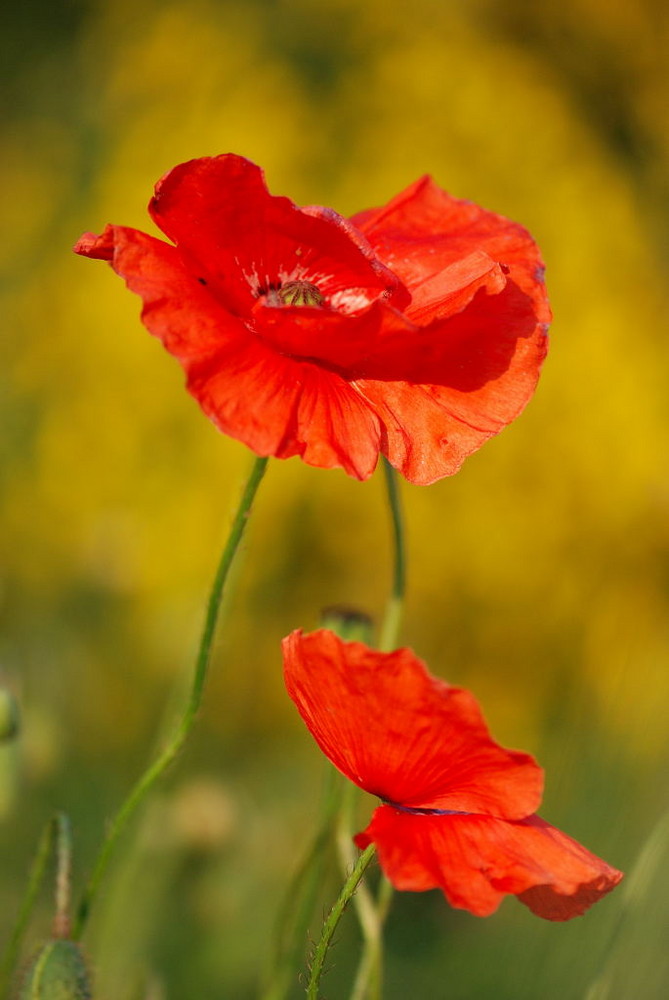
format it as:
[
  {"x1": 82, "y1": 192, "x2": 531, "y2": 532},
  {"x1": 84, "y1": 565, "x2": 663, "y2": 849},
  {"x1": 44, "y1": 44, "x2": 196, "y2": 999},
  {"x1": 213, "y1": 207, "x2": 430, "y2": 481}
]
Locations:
[{"x1": 382, "y1": 799, "x2": 469, "y2": 816}]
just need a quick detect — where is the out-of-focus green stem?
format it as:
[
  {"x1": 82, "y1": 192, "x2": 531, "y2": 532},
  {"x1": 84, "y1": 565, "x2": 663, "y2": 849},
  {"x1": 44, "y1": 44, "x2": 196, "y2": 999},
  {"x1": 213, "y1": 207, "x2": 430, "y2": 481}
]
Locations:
[
  {"x1": 337, "y1": 785, "x2": 383, "y2": 1000},
  {"x1": 345, "y1": 458, "x2": 406, "y2": 998},
  {"x1": 349, "y1": 877, "x2": 393, "y2": 1000},
  {"x1": 307, "y1": 845, "x2": 376, "y2": 1000},
  {"x1": 262, "y1": 767, "x2": 342, "y2": 1000},
  {"x1": 0, "y1": 812, "x2": 70, "y2": 999},
  {"x1": 52, "y1": 813, "x2": 73, "y2": 939},
  {"x1": 586, "y1": 806, "x2": 669, "y2": 1000},
  {"x1": 73, "y1": 455, "x2": 269, "y2": 939},
  {"x1": 378, "y1": 458, "x2": 406, "y2": 653}
]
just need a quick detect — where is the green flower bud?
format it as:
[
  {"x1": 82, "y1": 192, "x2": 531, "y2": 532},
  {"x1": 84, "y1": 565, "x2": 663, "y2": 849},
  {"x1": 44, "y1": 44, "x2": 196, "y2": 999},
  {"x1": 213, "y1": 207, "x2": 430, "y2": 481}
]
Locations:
[
  {"x1": 19, "y1": 941, "x2": 92, "y2": 1000},
  {"x1": 277, "y1": 280, "x2": 324, "y2": 307},
  {"x1": 319, "y1": 606, "x2": 374, "y2": 644},
  {"x1": 0, "y1": 688, "x2": 19, "y2": 742}
]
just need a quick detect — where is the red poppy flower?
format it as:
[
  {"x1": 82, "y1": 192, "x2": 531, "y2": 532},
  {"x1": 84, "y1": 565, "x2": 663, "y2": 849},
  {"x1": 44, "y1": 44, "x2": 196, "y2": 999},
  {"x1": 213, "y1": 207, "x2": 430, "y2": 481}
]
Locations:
[
  {"x1": 74, "y1": 154, "x2": 550, "y2": 484},
  {"x1": 283, "y1": 629, "x2": 622, "y2": 920}
]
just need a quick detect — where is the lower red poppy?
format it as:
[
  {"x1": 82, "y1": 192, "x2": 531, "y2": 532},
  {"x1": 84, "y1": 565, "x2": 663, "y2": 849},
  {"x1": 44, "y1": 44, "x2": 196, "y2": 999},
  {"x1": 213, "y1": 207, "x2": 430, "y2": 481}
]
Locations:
[
  {"x1": 355, "y1": 807, "x2": 622, "y2": 920},
  {"x1": 283, "y1": 629, "x2": 623, "y2": 920}
]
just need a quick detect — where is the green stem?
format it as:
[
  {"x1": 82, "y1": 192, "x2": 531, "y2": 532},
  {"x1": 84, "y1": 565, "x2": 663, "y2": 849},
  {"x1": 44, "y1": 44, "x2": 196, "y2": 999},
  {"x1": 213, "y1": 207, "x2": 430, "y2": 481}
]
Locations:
[
  {"x1": 73, "y1": 455, "x2": 269, "y2": 939},
  {"x1": 307, "y1": 845, "x2": 376, "y2": 1000},
  {"x1": 52, "y1": 814, "x2": 73, "y2": 939},
  {"x1": 344, "y1": 459, "x2": 406, "y2": 999},
  {"x1": 349, "y1": 878, "x2": 393, "y2": 1000},
  {"x1": 0, "y1": 813, "x2": 67, "y2": 998},
  {"x1": 261, "y1": 767, "x2": 342, "y2": 1000},
  {"x1": 337, "y1": 786, "x2": 383, "y2": 1000},
  {"x1": 378, "y1": 458, "x2": 406, "y2": 653},
  {"x1": 585, "y1": 805, "x2": 669, "y2": 1000}
]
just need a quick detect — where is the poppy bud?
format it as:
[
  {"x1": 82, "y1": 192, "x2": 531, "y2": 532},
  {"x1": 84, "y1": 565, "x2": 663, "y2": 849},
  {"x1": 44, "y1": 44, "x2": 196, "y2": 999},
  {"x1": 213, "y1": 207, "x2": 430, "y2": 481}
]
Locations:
[
  {"x1": 319, "y1": 606, "x2": 374, "y2": 644},
  {"x1": 19, "y1": 940, "x2": 92, "y2": 1000},
  {"x1": 277, "y1": 280, "x2": 324, "y2": 307},
  {"x1": 0, "y1": 688, "x2": 19, "y2": 742}
]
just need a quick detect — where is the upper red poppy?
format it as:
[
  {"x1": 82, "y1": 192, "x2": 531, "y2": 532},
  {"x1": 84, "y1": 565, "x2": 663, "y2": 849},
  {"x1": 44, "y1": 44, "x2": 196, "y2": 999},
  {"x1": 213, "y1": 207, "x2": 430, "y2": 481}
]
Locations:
[
  {"x1": 75, "y1": 154, "x2": 550, "y2": 484},
  {"x1": 283, "y1": 629, "x2": 623, "y2": 920}
]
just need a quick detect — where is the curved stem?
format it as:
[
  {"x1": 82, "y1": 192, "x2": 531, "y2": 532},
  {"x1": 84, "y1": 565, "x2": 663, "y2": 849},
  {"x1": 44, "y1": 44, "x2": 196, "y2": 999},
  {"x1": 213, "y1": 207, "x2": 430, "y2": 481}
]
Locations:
[
  {"x1": 262, "y1": 767, "x2": 342, "y2": 1000},
  {"x1": 307, "y1": 845, "x2": 376, "y2": 1000},
  {"x1": 378, "y1": 458, "x2": 406, "y2": 653},
  {"x1": 73, "y1": 455, "x2": 269, "y2": 938},
  {"x1": 0, "y1": 812, "x2": 68, "y2": 998}
]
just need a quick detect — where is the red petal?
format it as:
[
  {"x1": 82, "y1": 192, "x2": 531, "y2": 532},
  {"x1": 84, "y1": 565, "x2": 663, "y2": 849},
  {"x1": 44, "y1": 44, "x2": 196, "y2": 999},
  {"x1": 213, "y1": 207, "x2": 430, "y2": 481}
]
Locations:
[
  {"x1": 347, "y1": 178, "x2": 550, "y2": 484},
  {"x1": 73, "y1": 225, "x2": 241, "y2": 360},
  {"x1": 250, "y1": 300, "x2": 386, "y2": 371},
  {"x1": 148, "y1": 154, "x2": 405, "y2": 315},
  {"x1": 355, "y1": 808, "x2": 622, "y2": 920},
  {"x1": 302, "y1": 204, "x2": 411, "y2": 310},
  {"x1": 352, "y1": 175, "x2": 551, "y2": 327},
  {"x1": 73, "y1": 225, "x2": 382, "y2": 479},
  {"x1": 283, "y1": 630, "x2": 543, "y2": 818},
  {"x1": 190, "y1": 346, "x2": 381, "y2": 479},
  {"x1": 73, "y1": 229, "x2": 116, "y2": 261},
  {"x1": 353, "y1": 280, "x2": 548, "y2": 484},
  {"x1": 396, "y1": 250, "x2": 508, "y2": 325},
  {"x1": 254, "y1": 277, "x2": 545, "y2": 485}
]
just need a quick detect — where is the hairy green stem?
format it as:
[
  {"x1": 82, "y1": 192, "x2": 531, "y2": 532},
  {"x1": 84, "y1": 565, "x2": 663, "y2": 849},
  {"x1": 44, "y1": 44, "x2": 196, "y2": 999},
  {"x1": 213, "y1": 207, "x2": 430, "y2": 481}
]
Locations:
[
  {"x1": 73, "y1": 455, "x2": 269, "y2": 938},
  {"x1": 307, "y1": 845, "x2": 376, "y2": 1000},
  {"x1": 262, "y1": 768, "x2": 342, "y2": 1000},
  {"x1": 337, "y1": 786, "x2": 383, "y2": 1000},
  {"x1": 0, "y1": 812, "x2": 70, "y2": 998}
]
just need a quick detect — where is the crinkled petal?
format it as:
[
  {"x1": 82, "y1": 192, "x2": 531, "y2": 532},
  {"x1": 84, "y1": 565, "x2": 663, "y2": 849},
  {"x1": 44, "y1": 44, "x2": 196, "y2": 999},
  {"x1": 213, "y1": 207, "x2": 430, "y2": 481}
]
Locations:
[
  {"x1": 356, "y1": 380, "x2": 496, "y2": 486},
  {"x1": 353, "y1": 278, "x2": 542, "y2": 385},
  {"x1": 394, "y1": 250, "x2": 508, "y2": 325},
  {"x1": 74, "y1": 228, "x2": 116, "y2": 261},
  {"x1": 302, "y1": 204, "x2": 411, "y2": 311},
  {"x1": 283, "y1": 630, "x2": 543, "y2": 818},
  {"x1": 352, "y1": 175, "x2": 551, "y2": 327},
  {"x1": 148, "y1": 154, "x2": 406, "y2": 315},
  {"x1": 189, "y1": 345, "x2": 381, "y2": 478},
  {"x1": 74, "y1": 225, "x2": 382, "y2": 479},
  {"x1": 353, "y1": 282, "x2": 548, "y2": 484},
  {"x1": 257, "y1": 269, "x2": 541, "y2": 387},
  {"x1": 355, "y1": 808, "x2": 623, "y2": 921},
  {"x1": 251, "y1": 300, "x2": 386, "y2": 371},
  {"x1": 74, "y1": 225, "x2": 246, "y2": 362}
]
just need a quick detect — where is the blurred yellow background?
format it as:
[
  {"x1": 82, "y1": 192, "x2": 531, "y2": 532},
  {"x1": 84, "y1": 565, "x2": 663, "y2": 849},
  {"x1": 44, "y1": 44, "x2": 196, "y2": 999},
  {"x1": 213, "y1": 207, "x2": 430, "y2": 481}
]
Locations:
[{"x1": 2, "y1": 0, "x2": 668, "y2": 997}]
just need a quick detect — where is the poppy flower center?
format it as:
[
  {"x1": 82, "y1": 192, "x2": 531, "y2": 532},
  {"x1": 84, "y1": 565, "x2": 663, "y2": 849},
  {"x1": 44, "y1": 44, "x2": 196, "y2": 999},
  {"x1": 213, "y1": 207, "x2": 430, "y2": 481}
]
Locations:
[
  {"x1": 277, "y1": 280, "x2": 325, "y2": 307},
  {"x1": 255, "y1": 280, "x2": 325, "y2": 308}
]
